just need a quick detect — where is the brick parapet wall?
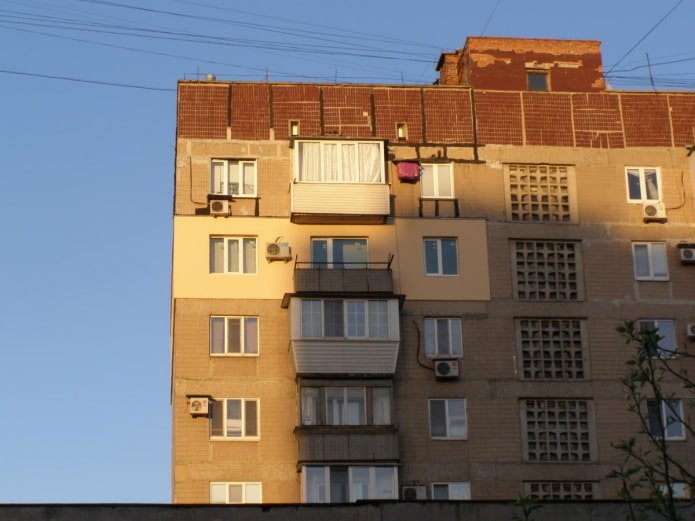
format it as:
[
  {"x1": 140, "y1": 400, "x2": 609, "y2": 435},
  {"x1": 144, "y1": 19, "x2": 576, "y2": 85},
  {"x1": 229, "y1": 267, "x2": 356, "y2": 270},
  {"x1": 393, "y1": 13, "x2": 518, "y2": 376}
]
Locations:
[{"x1": 177, "y1": 82, "x2": 695, "y2": 148}]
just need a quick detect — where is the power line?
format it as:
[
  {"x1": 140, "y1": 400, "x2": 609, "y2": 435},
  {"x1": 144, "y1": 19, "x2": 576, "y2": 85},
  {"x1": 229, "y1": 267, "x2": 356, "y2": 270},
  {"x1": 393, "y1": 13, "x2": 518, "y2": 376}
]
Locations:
[
  {"x1": 606, "y1": 0, "x2": 685, "y2": 74},
  {"x1": 0, "y1": 68, "x2": 175, "y2": 91}
]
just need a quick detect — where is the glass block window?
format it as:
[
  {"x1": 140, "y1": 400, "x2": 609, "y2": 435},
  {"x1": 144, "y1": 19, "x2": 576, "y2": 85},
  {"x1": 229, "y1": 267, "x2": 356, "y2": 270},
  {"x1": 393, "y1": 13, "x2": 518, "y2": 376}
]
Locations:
[
  {"x1": 506, "y1": 164, "x2": 575, "y2": 222},
  {"x1": 522, "y1": 399, "x2": 593, "y2": 462},
  {"x1": 512, "y1": 241, "x2": 582, "y2": 300},
  {"x1": 524, "y1": 482, "x2": 597, "y2": 500},
  {"x1": 516, "y1": 319, "x2": 586, "y2": 380}
]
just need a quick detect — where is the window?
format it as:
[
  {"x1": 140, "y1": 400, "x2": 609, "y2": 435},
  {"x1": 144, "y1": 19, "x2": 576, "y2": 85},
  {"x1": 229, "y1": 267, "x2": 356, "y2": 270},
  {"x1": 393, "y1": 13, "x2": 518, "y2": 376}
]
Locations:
[
  {"x1": 300, "y1": 386, "x2": 391, "y2": 426},
  {"x1": 505, "y1": 164, "x2": 574, "y2": 222},
  {"x1": 647, "y1": 400, "x2": 685, "y2": 440},
  {"x1": 296, "y1": 140, "x2": 384, "y2": 183},
  {"x1": 626, "y1": 167, "x2": 661, "y2": 203},
  {"x1": 210, "y1": 316, "x2": 259, "y2": 355},
  {"x1": 210, "y1": 237, "x2": 257, "y2": 274},
  {"x1": 638, "y1": 320, "x2": 677, "y2": 358},
  {"x1": 210, "y1": 398, "x2": 259, "y2": 439},
  {"x1": 424, "y1": 318, "x2": 462, "y2": 357},
  {"x1": 300, "y1": 299, "x2": 389, "y2": 339},
  {"x1": 524, "y1": 482, "x2": 596, "y2": 500},
  {"x1": 432, "y1": 482, "x2": 471, "y2": 500},
  {"x1": 658, "y1": 482, "x2": 691, "y2": 499},
  {"x1": 211, "y1": 159, "x2": 257, "y2": 197},
  {"x1": 522, "y1": 399, "x2": 593, "y2": 462},
  {"x1": 303, "y1": 466, "x2": 397, "y2": 503},
  {"x1": 516, "y1": 319, "x2": 586, "y2": 380},
  {"x1": 421, "y1": 164, "x2": 453, "y2": 199},
  {"x1": 311, "y1": 238, "x2": 367, "y2": 269},
  {"x1": 210, "y1": 482, "x2": 262, "y2": 503},
  {"x1": 512, "y1": 240, "x2": 582, "y2": 300},
  {"x1": 424, "y1": 238, "x2": 458, "y2": 276},
  {"x1": 429, "y1": 399, "x2": 467, "y2": 439},
  {"x1": 527, "y1": 70, "x2": 549, "y2": 91},
  {"x1": 632, "y1": 242, "x2": 668, "y2": 281}
]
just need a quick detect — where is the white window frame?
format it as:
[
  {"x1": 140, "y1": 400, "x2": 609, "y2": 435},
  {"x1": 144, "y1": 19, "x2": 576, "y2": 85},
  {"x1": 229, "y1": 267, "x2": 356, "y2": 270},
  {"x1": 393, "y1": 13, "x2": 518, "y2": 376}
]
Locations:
[
  {"x1": 300, "y1": 299, "x2": 389, "y2": 339},
  {"x1": 625, "y1": 167, "x2": 661, "y2": 203},
  {"x1": 424, "y1": 238, "x2": 458, "y2": 276},
  {"x1": 210, "y1": 482, "x2": 262, "y2": 504},
  {"x1": 632, "y1": 242, "x2": 668, "y2": 281},
  {"x1": 210, "y1": 398, "x2": 260, "y2": 440},
  {"x1": 432, "y1": 482, "x2": 471, "y2": 500},
  {"x1": 647, "y1": 399, "x2": 685, "y2": 441},
  {"x1": 428, "y1": 399, "x2": 467, "y2": 440},
  {"x1": 295, "y1": 140, "x2": 385, "y2": 183},
  {"x1": 302, "y1": 466, "x2": 398, "y2": 503},
  {"x1": 211, "y1": 159, "x2": 257, "y2": 197},
  {"x1": 424, "y1": 318, "x2": 462, "y2": 357},
  {"x1": 210, "y1": 237, "x2": 257, "y2": 274},
  {"x1": 210, "y1": 316, "x2": 259, "y2": 356},
  {"x1": 311, "y1": 238, "x2": 368, "y2": 269},
  {"x1": 421, "y1": 163, "x2": 454, "y2": 199},
  {"x1": 638, "y1": 320, "x2": 677, "y2": 358}
]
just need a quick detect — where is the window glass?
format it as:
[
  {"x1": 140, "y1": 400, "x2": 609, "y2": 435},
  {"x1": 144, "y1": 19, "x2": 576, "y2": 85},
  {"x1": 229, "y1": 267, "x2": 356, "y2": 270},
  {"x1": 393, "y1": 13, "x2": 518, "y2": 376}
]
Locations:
[
  {"x1": 372, "y1": 388, "x2": 391, "y2": 425},
  {"x1": 448, "y1": 400, "x2": 467, "y2": 438},
  {"x1": 305, "y1": 467, "x2": 326, "y2": 503},
  {"x1": 350, "y1": 468, "x2": 370, "y2": 502},
  {"x1": 301, "y1": 388, "x2": 320, "y2": 425},
  {"x1": 301, "y1": 300, "x2": 322, "y2": 337},
  {"x1": 374, "y1": 467, "x2": 396, "y2": 499},
  {"x1": 449, "y1": 482, "x2": 471, "y2": 500},
  {"x1": 210, "y1": 483, "x2": 227, "y2": 503},
  {"x1": 424, "y1": 240, "x2": 440, "y2": 274},
  {"x1": 210, "y1": 237, "x2": 257, "y2": 274},
  {"x1": 297, "y1": 141, "x2": 383, "y2": 183},
  {"x1": 429, "y1": 400, "x2": 447, "y2": 438},
  {"x1": 626, "y1": 167, "x2": 661, "y2": 202},
  {"x1": 210, "y1": 238, "x2": 224, "y2": 273},
  {"x1": 432, "y1": 484, "x2": 449, "y2": 500},
  {"x1": 368, "y1": 300, "x2": 389, "y2": 338},
  {"x1": 245, "y1": 400, "x2": 258, "y2": 437},
  {"x1": 425, "y1": 318, "x2": 462, "y2": 356},
  {"x1": 210, "y1": 317, "x2": 225, "y2": 354},
  {"x1": 324, "y1": 301, "x2": 344, "y2": 337},
  {"x1": 627, "y1": 169, "x2": 642, "y2": 200},
  {"x1": 632, "y1": 242, "x2": 668, "y2": 281},
  {"x1": 210, "y1": 400, "x2": 223, "y2": 437},
  {"x1": 245, "y1": 483, "x2": 262, "y2": 503},
  {"x1": 330, "y1": 467, "x2": 349, "y2": 503},
  {"x1": 226, "y1": 399, "x2": 242, "y2": 437},
  {"x1": 347, "y1": 301, "x2": 366, "y2": 337},
  {"x1": 528, "y1": 71, "x2": 548, "y2": 91},
  {"x1": 244, "y1": 318, "x2": 258, "y2": 354},
  {"x1": 441, "y1": 239, "x2": 458, "y2": 274}
]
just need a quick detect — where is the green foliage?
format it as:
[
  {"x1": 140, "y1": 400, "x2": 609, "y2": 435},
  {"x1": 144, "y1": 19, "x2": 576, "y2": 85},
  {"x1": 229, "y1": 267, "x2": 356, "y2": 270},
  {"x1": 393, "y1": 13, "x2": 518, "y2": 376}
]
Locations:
[
  {"x1": 511, "y1": 495, "x2": 542, "y2": 521},
  {"x1": 611, "y1": 321, "x2": 695, "y2": 521}
]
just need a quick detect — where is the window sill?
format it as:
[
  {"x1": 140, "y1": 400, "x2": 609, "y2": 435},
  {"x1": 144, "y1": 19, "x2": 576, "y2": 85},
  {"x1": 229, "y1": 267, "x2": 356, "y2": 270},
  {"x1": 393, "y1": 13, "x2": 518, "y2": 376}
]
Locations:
[{"x1": 210, "y1": 437, "x2": 260, "y2": 442}]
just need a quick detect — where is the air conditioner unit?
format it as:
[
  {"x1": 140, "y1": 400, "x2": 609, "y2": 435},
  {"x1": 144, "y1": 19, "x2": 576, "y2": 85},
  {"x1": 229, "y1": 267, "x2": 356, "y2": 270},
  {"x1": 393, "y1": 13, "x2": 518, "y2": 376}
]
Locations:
[
  {"x1": 434, "y1": 359, "x2": 460, "y2": 379},
  {"x1": 209, "y1": 199, "x2": 229, "y2": 216},
  {"x1": 642, "y1": 201, "x2": 666, "y2": 223},
  {"x1": 686, "y1": 323, "x2": 695, "y2": 339},
  {"x1": 401, "y1": 485, "x2": 427, "y2": 501},
  {"x1": 265, "y1": 242, "x2": 291, "y2": 261},
  {"x1": 188, "y1": 397, "x2": 209, "y2": 416},
  {"x1": 679, "y1": 247, "x2": 695, "y2": 264}
]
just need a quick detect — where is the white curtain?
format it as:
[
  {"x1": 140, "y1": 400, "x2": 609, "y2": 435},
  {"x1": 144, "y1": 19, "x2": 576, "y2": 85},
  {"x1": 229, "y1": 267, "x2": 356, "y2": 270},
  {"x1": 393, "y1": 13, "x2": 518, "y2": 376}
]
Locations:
[
  {"x1": 359, "y1": 143, "x2": 381, "y2": 182},
  {"x1": 299, "y1": 142, "x2": 321, "y2": 181}
]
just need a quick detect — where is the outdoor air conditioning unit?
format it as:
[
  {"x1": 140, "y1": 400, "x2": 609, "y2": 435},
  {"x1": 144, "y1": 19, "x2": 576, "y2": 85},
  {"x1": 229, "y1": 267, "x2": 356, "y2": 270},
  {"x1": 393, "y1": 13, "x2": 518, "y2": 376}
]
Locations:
[
  {"x1": 188, "y1": 396, "x2": 209, "y2": 416},
  {"x1": 401, "y1": 485, "x2": 427, "y2": 501},
  {"x1": 679, "y1": 247, "x2": 695, "y2": 265},
  {"x1": 686, "y1": 323, "x2": 695, "y2": 339},
  {"x1": 434, "y1": 359, "x2": 460, "y2": 380},
  {"x1": 209, "y1": 199, "x2": 229, "y2": 216},
  {"x1": 265, "y1": 242, "x2": 291, "y2": 261},
  {"x1": 642, "y1": 201, "x2": 667, "y2": 223}
]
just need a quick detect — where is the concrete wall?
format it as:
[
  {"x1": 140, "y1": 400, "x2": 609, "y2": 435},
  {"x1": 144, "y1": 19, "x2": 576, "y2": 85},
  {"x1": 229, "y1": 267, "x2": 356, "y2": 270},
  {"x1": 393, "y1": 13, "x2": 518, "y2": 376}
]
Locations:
[{"x1": 2, "y1": 501, "x2": 692, "y2": 521}]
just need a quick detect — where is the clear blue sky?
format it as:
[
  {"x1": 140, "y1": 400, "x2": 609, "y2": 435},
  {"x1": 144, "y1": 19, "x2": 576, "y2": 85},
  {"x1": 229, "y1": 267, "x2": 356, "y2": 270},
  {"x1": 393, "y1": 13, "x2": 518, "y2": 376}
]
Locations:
[{"x1": 1, "y1": 0, "x2": 693, "y2": 504}]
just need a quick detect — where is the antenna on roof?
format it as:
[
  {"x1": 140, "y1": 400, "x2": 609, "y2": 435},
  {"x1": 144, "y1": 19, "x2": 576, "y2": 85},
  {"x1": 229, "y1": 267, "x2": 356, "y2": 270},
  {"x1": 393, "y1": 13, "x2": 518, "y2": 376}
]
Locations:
[{"x1": 646, "y1": 53, "x2": 656, "y2": 92}]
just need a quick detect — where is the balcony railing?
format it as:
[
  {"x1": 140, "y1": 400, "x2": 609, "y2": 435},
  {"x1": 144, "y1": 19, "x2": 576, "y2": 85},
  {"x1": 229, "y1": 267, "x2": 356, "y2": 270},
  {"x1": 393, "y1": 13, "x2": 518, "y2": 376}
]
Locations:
[
  {"x1": 293, "y1": 256, "x2": 394, "y2": 294},
  {"x1": 296, "y1": 426, "x2": 399, "y2": 464}
]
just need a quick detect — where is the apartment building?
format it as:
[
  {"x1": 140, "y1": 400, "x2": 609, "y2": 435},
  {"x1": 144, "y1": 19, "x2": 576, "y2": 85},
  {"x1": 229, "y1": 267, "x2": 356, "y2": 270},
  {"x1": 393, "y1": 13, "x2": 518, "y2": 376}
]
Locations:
[{"x1": 171, "y1": 36, "x2": 695, "y2": 504}]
